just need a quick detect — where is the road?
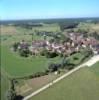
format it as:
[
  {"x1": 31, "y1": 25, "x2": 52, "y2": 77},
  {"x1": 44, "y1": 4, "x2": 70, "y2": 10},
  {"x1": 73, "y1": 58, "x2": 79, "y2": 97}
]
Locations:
[
  {"x1": 23, "y1": 55, "x2": 99, "y2": 100},
  {"x1": 84, "y1": 55, "x2": 99, "y2": 67}
]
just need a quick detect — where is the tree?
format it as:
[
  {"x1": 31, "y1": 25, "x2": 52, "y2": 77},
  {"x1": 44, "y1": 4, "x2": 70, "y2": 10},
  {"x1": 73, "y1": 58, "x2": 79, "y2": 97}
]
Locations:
[
  {"x1": 48, "y1": 63, "x2": 61, "y2": 72},
  {"x1": 91, "y1": 32, "x2": 99, "y2": 40},
  {"x1": 43, "y1": 34, "x2": 47, "y2": 40},
  {"x1": 32, "y1": 33, "x2": 34, "y2": 41},
  {"x1": 12, "y1": 42, "x2": 20, "y2": 52},
  {"x1": 61, "y1": 57, "x2": 74, "y2": 70},
  {"x1": 19, "y1": 48, "x2": 30, "y2": 57},
  {"x1": 6, "y1": 79, "x2": 16, "y2": 100},
  {"x1": 6, "y1": 89, "x2": 16, "y2": 100}
]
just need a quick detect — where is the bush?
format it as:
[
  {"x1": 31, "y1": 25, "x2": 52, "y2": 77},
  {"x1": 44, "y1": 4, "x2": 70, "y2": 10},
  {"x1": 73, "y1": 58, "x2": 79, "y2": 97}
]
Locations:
[
  {"x1": 6, "y1": 89, "x2": 16, "y2": 100},
  {"x1": 65, "y1": 65, "x2": 74, "y2": 70},
  {"x1": 14, "y1": 95, "x2": 24, "y2": 100},
  {"x1": 48, "y1": 63, "x2": 61, "y2": 72},
  {"x1": 34, "y1": 72, "x2": 45, "y2": 77},
  {"x1": 19, "y1": 49, "x2": 30, "y2": 57},
  {"x1": 6, "y1": 79, "x2": 17, "y2": 100},
  {"x1": 28, "y1": 71, "x2": 49, "y2": 79},
  {"x1": 73, "y1": 57, "x2": 79, "y2": 60},
  {"x1": 12, "y1": 42, "x2": 20, "y2": 52},
  {"x1": 46, "y1": 52, "x2": 58, "y2": 58},
  {"x1": 40, "y1": 49, "x2": 47, "y2": 56},
  {"x1": 40, "y1": 49, "x2": 58, "y2": 58},
  {"x1": 61, "y1": 58, "x2": 75, "y2": 70}
]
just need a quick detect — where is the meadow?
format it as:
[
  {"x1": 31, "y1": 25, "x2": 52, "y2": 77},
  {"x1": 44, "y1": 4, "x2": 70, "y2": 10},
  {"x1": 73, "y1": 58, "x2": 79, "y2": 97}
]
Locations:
[
  {"x1": 1, "y1": 71, "x2": 10, "y2": 100},
  {"x1": 30, "y1": 62, "x2": 99, "y2": 100},
  {"x1": 1, "y1": 45, "x2": 62, "y2": 77}
]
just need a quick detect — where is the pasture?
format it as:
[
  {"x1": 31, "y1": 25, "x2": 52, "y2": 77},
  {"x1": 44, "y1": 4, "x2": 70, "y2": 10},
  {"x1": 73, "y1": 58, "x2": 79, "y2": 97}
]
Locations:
[{"x1": 30, "y1": 62, "x2": 99, "y2": 100}]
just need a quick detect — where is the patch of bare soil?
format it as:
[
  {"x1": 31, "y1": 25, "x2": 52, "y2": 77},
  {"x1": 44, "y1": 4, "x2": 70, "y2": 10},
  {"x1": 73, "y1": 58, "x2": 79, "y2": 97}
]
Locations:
[
  {"x1": 27, "y1": 74, "x2": 57, "y2": 89},
  {"x1": 15, "y1": 74, "x2": 59, "y2": 96}
]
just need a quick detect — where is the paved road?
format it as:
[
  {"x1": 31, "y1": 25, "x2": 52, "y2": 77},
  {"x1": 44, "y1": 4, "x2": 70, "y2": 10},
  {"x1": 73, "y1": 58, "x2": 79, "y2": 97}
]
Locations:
[
  {"x1": 23, "y1": 55, "x2": 99, "y2": 100},
  {"x1": 84, "y1": 55, "x2": 99, "y2": 67}
]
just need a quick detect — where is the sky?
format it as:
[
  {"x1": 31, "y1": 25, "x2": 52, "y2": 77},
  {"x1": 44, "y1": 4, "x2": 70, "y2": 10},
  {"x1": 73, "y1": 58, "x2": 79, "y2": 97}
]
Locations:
[{"x1": 0, "y1": 0, "x2": 99, "y2": 20}]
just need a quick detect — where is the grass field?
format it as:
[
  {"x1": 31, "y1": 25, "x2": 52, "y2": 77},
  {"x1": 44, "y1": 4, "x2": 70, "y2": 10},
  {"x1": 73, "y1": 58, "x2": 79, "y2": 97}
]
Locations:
[
  {"x1": 29, "y1": 62, "x2": 99, "y2": 100},
  {"x1": 0, "y1": 24, "x2": 61, "y2": 100},
  {"x1": 1, "y1": 45, "x2": 62, "y2": 77},
  {"x1": 1, "y1": 70, "x2": 10, "y2": 100},
  {"x1": 67, "y1": 51, "x2": 86, "y2": 65},
  {"x1": 90, "y1": 62, "x2": 99, "y2": 76},
  {"x1": 1, "y1": 25, "x2": 61, "y2": 77},
  {"x1": 1, "y1": 33, "x2": 87, "y2": 99},
  {"x1": 32, "y1": 23, "x2": 60, "y2": 32}
]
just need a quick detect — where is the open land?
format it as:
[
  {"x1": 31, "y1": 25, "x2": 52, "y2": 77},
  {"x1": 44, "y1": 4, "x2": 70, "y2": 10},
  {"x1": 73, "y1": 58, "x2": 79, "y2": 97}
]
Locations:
[
  {"x1": 1, "y1": 18, "x2": 99, "y2": 100},
  {"x1": 29, "y1": 62, "x2": 99, "y2": 100}
]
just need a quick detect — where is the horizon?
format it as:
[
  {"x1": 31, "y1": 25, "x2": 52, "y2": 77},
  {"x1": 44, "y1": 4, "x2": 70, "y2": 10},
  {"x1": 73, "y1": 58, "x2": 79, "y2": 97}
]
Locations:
[
  {"x1": 0, "y1": 0, "x2": 99, "y2": 20},
  {"x1": 1, "y1": 17, "x2": 99, "y2": 22}
]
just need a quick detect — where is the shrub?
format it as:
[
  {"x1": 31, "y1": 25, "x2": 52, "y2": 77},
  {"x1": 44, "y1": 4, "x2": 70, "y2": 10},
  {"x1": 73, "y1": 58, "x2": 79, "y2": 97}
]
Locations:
[
  {"x1": 48, "y1": 63, "x2": 61, "y2": 72},
  {"x1": 6, "y1": 89, "x2": 16, "y2": 100},
  {"x1": 65, "y1": 65, "x2": 74, "y2": 70},
  {"x1": 12, "y1": 42, "x2": 20, "y2": 52},
  {"x1": 73, "y1": 57, "x2": 79, "y2": 60},
  {"x1": 29, "y1": 71, "x2": 49, "y2": 78},
  {"x1": 6, "y1": 79, "x2": 17, "y2": 100},
  {"x1": 46, "y1": 52, "x2": 58, "y2": 58},
  {"x1": 19, "y1": 49, "x2": 30, "y2": 57},
  {"x1": 40, "y1": 49, "x2": 58, "y2": 58}
]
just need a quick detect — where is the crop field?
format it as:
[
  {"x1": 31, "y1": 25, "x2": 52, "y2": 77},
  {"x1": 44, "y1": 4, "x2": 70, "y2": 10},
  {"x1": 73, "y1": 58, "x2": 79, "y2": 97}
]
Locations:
[{"x1": 30, "y1": 62, "x2": 99, "y2": 100}]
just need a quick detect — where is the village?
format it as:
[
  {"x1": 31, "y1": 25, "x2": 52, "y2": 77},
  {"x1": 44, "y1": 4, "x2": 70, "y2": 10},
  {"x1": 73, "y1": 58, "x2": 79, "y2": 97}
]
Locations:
[{"x1": 13, "y1": 32, "x2": 99, "y2": 57}]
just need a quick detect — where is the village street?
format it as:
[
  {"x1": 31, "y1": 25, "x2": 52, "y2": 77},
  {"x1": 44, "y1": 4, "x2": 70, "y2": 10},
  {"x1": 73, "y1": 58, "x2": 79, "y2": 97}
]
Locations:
[{"x1": 23, "y1": 55, "x2": 99, "y2": 100}]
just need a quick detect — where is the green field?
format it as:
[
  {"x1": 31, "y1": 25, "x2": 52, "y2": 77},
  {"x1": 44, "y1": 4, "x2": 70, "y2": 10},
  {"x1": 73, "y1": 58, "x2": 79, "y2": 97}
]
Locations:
[
  {"x1": 1, "y1": 45, "x2": 62, "y2": 78},
  {"x1": 90, "y1": 62, "x2": 99, "y2": 76},
  {"x1": 67, "y1": 51, "x2": 87, "y2": 65},
  {"x1": 32, "y1": 23, "x2": 60, "y2": 32},
  {"x1": 1, "y1": 70, "x2": 10, "y2": 100},
  {"x1": 1, "y1": 24, "x2": 61, "y2": 100},
  {"x1": 1, "y1": 24, "x2": 61, "y2": 78},
  {"x1": 30, "y1": 62, "x2": 99, "y2": 100},
  {"x1": 1, "y1": 29, "x2": 87, "y2": 78}
]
